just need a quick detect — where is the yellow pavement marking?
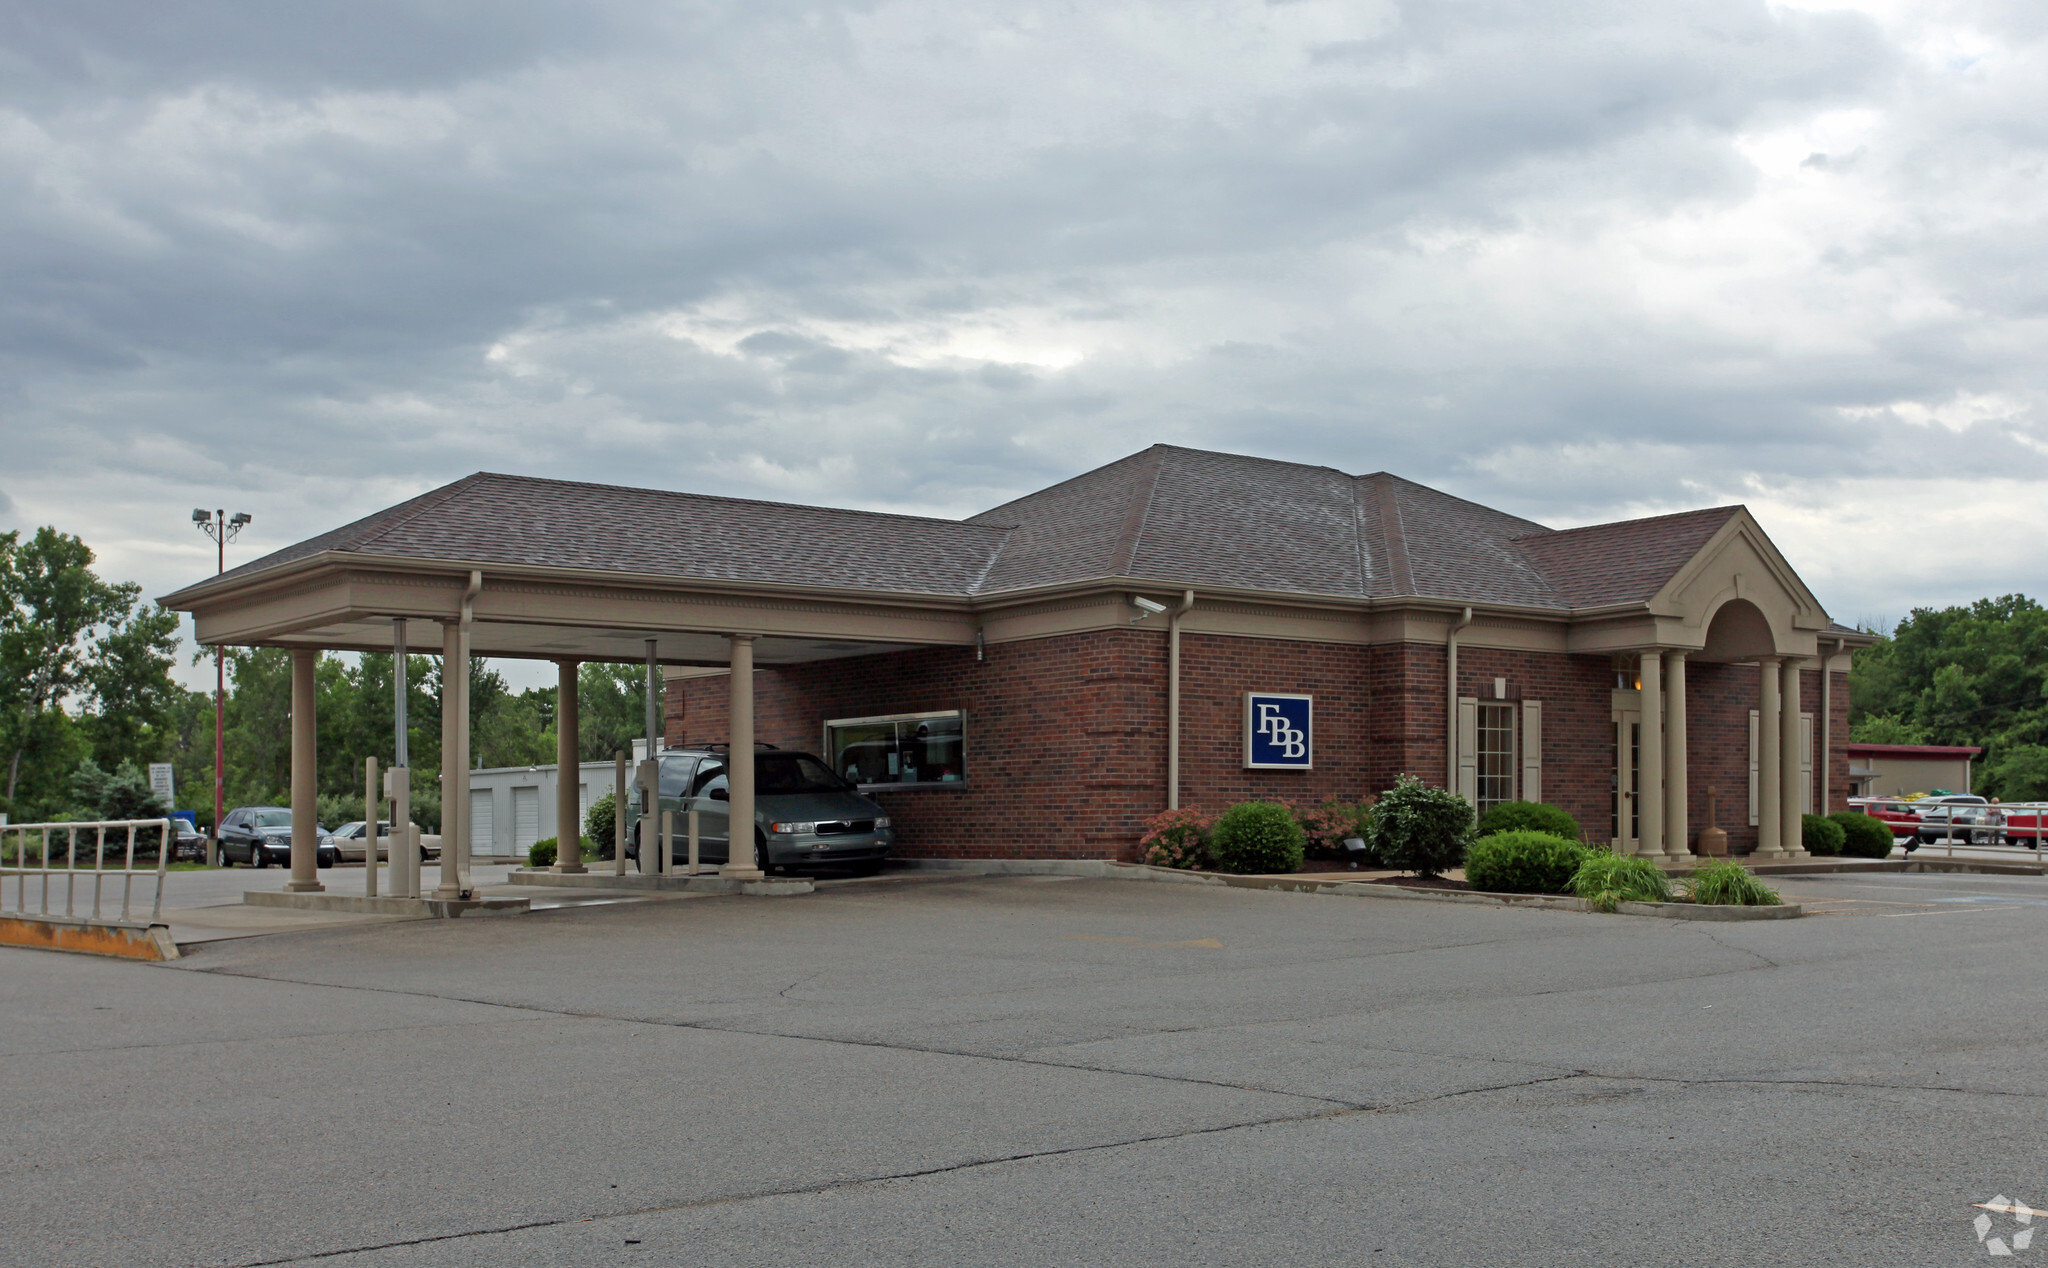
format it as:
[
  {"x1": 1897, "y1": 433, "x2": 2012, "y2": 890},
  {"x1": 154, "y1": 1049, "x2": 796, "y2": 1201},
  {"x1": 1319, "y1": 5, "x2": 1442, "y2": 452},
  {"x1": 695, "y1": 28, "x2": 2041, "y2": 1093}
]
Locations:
[{"x1": 1067, "y1": 935, "x2": 1223, "y2": 949}]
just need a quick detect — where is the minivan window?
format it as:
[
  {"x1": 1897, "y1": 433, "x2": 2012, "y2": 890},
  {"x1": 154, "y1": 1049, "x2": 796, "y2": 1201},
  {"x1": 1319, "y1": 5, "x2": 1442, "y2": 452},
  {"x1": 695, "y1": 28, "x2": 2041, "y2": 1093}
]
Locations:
[
  {"x1": 658, "y1": 757, "x2": 698, "y2": 798},
  {"x1": 757, "y1": 754, "x2": 849, "y2": 794}
]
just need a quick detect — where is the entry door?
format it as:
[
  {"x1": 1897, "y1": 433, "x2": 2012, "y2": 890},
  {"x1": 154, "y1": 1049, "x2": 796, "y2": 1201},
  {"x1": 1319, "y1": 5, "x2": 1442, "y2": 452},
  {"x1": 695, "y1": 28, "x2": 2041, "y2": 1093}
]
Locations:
[{"x1": 1613, "y1": 709, "x2": 1641, "y2": 852}]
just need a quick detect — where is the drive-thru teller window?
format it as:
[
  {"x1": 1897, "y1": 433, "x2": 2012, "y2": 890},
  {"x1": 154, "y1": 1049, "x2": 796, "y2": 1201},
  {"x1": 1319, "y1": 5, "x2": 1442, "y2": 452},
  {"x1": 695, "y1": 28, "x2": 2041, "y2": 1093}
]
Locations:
[{"x1": 824, "y1": 710, "x2": 966, "y2": 788}]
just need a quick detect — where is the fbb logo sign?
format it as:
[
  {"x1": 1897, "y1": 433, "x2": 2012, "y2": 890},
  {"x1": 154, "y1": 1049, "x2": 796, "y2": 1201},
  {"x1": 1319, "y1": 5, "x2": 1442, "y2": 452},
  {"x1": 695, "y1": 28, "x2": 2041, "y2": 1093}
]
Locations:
[{"x1": 1244, "y1": 693, "x2": 1313, "y2": 769}]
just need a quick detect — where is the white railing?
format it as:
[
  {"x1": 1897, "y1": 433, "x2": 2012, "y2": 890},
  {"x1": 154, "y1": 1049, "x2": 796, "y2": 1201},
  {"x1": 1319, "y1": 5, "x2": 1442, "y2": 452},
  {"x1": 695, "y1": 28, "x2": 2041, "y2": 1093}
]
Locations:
[{"x1": 0, "y1": 819, "x2": 173, "y2": 924}]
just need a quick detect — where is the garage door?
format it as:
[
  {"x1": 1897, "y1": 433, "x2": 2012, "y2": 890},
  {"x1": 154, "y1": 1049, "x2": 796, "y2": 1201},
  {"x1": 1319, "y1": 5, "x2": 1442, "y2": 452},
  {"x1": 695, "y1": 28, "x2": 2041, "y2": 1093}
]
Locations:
[
  {"x1": 513, "y1": 786, "x2": 541, "y2": 851},
  {"x1": 470, "y1": 789, "x2": 494, "y2": 854}
]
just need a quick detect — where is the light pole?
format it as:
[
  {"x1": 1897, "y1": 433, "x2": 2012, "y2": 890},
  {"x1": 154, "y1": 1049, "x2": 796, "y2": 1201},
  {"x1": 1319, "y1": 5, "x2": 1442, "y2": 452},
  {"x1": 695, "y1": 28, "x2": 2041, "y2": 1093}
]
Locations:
[{"x1": 192, "y1": 509, "x2": 251, "y2": 863}]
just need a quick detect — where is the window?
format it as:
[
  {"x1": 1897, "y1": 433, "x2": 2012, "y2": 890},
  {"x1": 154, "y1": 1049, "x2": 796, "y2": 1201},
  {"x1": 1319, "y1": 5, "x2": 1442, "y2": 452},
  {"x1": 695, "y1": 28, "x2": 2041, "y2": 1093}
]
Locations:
[
  {"x1": 1476, "y1": 702, "x2": 1516, "y2": 817},
  {"x1": 824, "y1": 711, "x2": 966, "y2": 787}
]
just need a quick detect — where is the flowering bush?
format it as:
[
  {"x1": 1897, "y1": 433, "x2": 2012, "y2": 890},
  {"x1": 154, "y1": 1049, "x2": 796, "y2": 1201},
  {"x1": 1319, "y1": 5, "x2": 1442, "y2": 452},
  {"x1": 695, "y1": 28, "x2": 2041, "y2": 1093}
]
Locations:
[
  {"x1": 1140, "y1": 806, "x2": 1214, "y2": 870},
  {"x1": 1296, "y1": 796, "x2": 1376, "y2": 858}
]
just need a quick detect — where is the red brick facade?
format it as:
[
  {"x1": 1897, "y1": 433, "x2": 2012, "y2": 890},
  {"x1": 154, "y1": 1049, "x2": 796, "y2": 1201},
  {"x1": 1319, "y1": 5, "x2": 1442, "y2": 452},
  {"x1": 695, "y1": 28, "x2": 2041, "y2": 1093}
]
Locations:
[{"x1": 668, "y1": 630, "x2": 1852, "y2": 860}]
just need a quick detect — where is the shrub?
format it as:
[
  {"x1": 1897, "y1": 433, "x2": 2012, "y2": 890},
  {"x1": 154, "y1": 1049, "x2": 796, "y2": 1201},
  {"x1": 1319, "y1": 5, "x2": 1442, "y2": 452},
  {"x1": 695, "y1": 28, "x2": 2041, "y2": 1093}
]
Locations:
[
  {"x1": 528, "y1": 835, "x2": 594, "y2": 868},
  {"x1": 1830, "y1": 811, "x2": 1896, "y2": 859},
  {"x1": 1140, "y1": 806, "x2": 1214, "y2": 870},
  {"x1": 585, "y1": 792, "x2": 618, "y2": 861},
  {"x1": 1800, "y1": 813, "x2": 1845, "y2": 856},
  {"x1": 1464, "y1": 830, "x2": 1593, "y2": 894},
  {"x1": 1295, "y1": 796, "x2": 1376, "y2": 858},
  {"x1": 1683, "y1": 860, "x2": 1782, "y2": 906},
  {"x1": 1365, "y1": 775, "x2": 1473, "y2": 876},
  {"x1": 1208, "y1": 801, "x2": 1306, "y2": 874},
  {"x1": 1572, "y1": 853, "x2": 1672, "y2": 912},
  {"x1": 1476, "y1": 800, "x2": 1582, "y2": 842}
]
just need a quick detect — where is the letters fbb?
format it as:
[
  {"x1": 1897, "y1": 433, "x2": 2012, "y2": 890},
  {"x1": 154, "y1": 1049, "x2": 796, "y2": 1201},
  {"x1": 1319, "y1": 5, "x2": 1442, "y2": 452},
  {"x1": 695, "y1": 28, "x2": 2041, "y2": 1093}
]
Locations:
[{"x1": 1244, "y1": 693, "x2": 1313, "y2": 769}]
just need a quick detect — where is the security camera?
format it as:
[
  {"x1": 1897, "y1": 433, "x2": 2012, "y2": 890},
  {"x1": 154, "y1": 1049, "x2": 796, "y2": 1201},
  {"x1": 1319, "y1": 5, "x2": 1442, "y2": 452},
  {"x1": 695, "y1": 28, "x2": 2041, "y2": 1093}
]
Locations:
[{"x1": 1130, "y1": 595, "x2": 1167, "y2": 622}]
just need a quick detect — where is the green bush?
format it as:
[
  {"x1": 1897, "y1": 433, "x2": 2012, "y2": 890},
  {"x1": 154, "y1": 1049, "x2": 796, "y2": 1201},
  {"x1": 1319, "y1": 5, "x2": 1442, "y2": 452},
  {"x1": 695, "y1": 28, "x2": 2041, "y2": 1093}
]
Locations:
[
  {"x1": 1572, "y1": 853, "x2": 1672, "y2": 912},
  {"x1": 585, "y1": 792, "x2": 618, "y2": 860},
  {"x1": 1683, "y1": 860, "x2": 1782, "y2": 906},
  {"x1": 1800, "y1": 813, "x2": 1845, "y2": 856},
  {"x1": 1830, "y1": 811, "x2": 1896, "y2": 859},
  {"x1": 1208, "y1": 801, "x2": 1306, "y2": 874},
  {"x1": 1140, "y1": 806, "x2": 1214, "y2": 870},
  {"x1": 528, "y1": 835, "x2": 595, "y2": 868},
  {"x1": 1365, "y1": 775, "x2": 1473, "y2": 876},
  {"x1": 1476, "y1": 801, "x2": 1582, "y2": 842},
  {"x1": 1463, "y1": 830, "x2": 1593, "y2": 894}
]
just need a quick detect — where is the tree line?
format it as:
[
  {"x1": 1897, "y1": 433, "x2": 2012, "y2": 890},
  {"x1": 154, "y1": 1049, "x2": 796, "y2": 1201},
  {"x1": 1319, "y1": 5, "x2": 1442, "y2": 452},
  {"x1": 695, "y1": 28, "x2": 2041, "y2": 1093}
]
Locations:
[
  {"x1": 1849, "y1": 594, "x2": 2048, "y2": 800},
  {"x1": 1, "y1": 526, "x2": 660, "y2": 833}
]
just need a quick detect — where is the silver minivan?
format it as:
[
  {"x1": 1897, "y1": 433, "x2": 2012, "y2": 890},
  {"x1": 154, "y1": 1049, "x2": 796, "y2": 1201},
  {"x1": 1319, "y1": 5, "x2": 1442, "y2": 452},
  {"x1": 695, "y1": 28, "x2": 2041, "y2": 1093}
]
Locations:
[{"x1": 626, "y1": 747, "x2": 894, "y2": 874}]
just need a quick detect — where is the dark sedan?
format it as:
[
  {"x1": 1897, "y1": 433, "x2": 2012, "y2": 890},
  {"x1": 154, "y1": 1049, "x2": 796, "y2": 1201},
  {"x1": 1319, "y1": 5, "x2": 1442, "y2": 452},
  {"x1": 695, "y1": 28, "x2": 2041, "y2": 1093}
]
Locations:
[{"x1": 218, "y1": 806, "x2": 337, "y2": 868}]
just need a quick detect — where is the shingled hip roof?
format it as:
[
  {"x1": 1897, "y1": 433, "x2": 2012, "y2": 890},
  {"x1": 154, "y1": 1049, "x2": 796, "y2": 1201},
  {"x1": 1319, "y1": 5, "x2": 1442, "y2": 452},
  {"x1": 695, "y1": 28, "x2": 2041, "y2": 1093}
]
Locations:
[{"x1": 171, "y1": 445, "x2": 1771, "y2": 615}]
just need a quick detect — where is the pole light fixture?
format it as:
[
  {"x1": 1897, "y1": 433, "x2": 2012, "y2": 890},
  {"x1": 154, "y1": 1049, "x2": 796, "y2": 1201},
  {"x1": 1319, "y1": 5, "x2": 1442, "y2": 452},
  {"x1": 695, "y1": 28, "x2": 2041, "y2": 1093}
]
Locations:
[{"x1": 194, "y1": 509, "x2": 252, "y2": 857}]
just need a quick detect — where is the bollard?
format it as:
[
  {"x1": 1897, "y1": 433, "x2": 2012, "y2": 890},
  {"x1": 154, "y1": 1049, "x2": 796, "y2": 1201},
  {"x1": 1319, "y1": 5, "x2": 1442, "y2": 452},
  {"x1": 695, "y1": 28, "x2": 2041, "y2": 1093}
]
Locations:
[
  {"x1": 364, "y1": 756, "x2": 380, "y2": 898},
  {"x1": 687, "y1": 808, "x2": 700, "y2": 876},
  {"x1": 613, "y1": 751, "x2": 627, "y2": 878},
  {"x1": 661, "y1": 811, "x2": 674, "y2": 878}
]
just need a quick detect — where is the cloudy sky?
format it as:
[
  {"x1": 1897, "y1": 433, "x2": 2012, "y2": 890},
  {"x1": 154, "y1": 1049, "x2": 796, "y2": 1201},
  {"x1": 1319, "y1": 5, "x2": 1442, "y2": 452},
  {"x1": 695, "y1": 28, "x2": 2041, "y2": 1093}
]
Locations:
[{"x1": 3, "y1": 0, "x2": 2042, "y2": 689}]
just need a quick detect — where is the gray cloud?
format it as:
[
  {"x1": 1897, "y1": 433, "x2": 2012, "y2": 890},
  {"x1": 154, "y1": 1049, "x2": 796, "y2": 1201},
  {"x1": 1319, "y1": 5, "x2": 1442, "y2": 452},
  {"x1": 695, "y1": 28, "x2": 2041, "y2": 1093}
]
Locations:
[{"x1": 1, "y1": 0, "x2": 2043, "y2": 672}]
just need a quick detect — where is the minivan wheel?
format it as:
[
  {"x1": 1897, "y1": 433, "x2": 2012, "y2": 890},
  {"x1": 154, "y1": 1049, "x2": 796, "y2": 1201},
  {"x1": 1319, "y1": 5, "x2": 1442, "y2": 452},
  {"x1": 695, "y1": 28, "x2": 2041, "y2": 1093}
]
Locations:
[{"x1": 755, "y1": 834, "x2": 772, "y2": 874}]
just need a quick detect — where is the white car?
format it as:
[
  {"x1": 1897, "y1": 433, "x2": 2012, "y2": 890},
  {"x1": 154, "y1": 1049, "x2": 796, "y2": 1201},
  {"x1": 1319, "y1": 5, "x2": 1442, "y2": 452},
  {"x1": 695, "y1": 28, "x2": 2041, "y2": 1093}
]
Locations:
[{"x1": 323, "y1": 821, "x2": 437, "y2": 863}]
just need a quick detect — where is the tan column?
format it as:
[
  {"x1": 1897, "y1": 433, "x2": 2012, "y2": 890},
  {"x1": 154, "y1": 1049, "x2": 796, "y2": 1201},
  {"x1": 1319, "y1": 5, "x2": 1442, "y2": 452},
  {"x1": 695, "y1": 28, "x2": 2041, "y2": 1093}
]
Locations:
[
  {"x1": 1663, "y1": 651, "x2": 1690, "y2": 860},
  {"x1": 286, "y1": 649, "x2": 324, "y2": 892},
  {"x1": 552, "y1": 659, "x2": 586, "y2": 873},
  {"x1": 722, "y1": 635, "x2": 764, "y2": 879},
  {"x1": 1637, "y1": 652, "x2": 1664, "y2": 859},
  {"x1": 435, "y1": 621, "x2": 469, "y2": 899},
  {"x1": 1755, "y1": 658, "x2": 1785, "y2": 860},
  {"x1": 1780, "y1": 658, "x2": 1807, "y2": 858}
]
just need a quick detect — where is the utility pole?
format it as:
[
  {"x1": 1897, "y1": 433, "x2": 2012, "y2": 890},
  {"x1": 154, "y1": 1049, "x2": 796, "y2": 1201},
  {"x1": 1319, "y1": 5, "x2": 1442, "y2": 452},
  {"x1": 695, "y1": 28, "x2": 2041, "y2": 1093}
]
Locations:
[{"x1": 192, "y1": 509, "x2": 251, "y2": 862}]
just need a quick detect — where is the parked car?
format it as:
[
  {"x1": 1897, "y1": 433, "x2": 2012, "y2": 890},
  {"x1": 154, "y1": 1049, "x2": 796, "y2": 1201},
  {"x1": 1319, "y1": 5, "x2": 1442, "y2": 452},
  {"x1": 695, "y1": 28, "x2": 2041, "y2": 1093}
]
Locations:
[
  {"x1": 320, "y1": 821, "x2": 433, "y2": 863},
  {"x1": 218, "y1": 806, "x2": 337, "y2": 868},
  {"x1": 171, "y1": 818, "x2": 209, "y2": 862},
  {"x1": 623, "y1": 747, "x2": 894, "y2": 874},
  {"x1": 1908, "y1": 795, "x2": 2000, "y2": 848}
]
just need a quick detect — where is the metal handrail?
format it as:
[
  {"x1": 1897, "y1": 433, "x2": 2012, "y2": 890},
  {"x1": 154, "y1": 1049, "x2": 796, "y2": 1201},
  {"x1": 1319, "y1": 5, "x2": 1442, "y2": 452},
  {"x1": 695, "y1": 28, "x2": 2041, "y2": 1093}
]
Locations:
[{"x1": 0, "y1": 819, "x2": 174, "y2": 924}]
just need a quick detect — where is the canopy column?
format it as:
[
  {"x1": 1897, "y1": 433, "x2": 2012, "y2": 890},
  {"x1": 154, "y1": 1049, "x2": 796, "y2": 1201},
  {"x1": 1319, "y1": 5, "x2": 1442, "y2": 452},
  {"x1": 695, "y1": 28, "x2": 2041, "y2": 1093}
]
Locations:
[
  {"x1": 286, "y1": 649, "x2": 324, "y2": 892},
  {"x1": 1636, "y1": 652, "x2": 1665, "y2": 859},
  {"x1": 721, "y1": 635, "x2": 764, "y2": 880},
  {"x1": 1779, "y1": 657, "x2": 1809, "y2": 858},
  {"x1": 552, "y1": 659, "x2": 586, "y2": 874},
  {"x1": 435, "y1": 620, "x2": 469, "y2": 899},
  {"x1": 1663, "y1": 651, "x2": 1690, "y2": 861},
  {"x1": 1754, "y1": 658, "x2": 1789, "y2": 861}
]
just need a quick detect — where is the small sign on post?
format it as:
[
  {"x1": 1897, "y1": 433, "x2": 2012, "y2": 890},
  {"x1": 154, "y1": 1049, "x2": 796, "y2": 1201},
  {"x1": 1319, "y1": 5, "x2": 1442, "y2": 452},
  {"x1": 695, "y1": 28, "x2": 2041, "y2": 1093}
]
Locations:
[{"x1": 148, "y1": 763, "x2": 175, "y2": 807}]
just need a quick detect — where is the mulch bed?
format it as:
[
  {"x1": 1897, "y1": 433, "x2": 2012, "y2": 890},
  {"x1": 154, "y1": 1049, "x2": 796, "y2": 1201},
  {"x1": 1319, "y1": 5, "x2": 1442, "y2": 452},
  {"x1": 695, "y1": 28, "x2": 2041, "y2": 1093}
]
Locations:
[{"x1": 1361, "y1": 874, "x2": 1470, "y2": 891}]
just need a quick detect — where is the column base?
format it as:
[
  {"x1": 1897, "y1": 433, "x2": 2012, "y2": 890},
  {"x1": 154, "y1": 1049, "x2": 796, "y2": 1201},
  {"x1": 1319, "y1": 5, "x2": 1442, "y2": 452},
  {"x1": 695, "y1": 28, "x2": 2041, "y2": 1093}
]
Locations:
[
  {"x1": 431, "y1": 883, "x2": 465, "y2": 900},
  {"x1": 552, "y1": 863, "x2": 588, "y2": 875},
  {"x1": 719, "y1": 864, "x2": 765, "y2": 881},
  {"x1": 283, "y1": 880, "x2": 326, "y2": 893}
]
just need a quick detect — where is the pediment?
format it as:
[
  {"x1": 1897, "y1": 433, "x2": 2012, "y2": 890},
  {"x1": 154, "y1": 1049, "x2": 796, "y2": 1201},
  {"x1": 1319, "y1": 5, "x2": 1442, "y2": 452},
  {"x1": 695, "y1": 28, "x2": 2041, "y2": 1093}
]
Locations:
[{"x1": 1653, "y1": 511, "x2": 1830, "y2": 655}]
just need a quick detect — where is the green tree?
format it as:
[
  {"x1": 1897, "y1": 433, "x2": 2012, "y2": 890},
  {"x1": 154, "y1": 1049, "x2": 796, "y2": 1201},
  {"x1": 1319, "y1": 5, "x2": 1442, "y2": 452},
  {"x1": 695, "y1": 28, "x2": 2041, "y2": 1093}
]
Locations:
[
  {"x1": 81, "y1": 601, "x2": 183, "y2": 772},
  {"x1": 0, "y1": 528, "x2": 140, "y2": 812},
  {"x1": 1849, "y1": 595, "x2": 2048, "y2": 800}
]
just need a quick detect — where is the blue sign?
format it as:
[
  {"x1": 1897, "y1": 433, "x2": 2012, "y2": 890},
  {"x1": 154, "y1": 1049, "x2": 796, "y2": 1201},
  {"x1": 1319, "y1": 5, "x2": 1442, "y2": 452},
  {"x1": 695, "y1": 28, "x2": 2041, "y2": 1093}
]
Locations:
[{"x1": 1244, "y1": 693, "x2": 1313, "y2": 769}]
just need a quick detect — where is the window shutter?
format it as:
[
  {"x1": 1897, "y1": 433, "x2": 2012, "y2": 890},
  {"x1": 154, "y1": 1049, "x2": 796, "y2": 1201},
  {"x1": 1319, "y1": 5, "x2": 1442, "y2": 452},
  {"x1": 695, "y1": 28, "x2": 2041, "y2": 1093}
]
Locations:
[
  {"x1": 1748, "y1": 710, "x2": 1760, "y2": 827},
  {"x1": 1456, "y1": 697, "x2": 1479, "y2": 804},
  {"x1": 1800, "y1": 713, "x2": 1814, "y2": 814},
  {"x1": 1520, "y1": 700, "x2": 1542, "y2": 803}
]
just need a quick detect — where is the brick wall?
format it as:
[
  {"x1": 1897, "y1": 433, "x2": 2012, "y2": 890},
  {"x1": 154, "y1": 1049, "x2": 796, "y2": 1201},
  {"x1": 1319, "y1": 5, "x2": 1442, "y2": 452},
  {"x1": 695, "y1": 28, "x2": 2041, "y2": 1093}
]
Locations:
[{"x1": 666, "y1": 631, "x2": 1852, "y2": 861}]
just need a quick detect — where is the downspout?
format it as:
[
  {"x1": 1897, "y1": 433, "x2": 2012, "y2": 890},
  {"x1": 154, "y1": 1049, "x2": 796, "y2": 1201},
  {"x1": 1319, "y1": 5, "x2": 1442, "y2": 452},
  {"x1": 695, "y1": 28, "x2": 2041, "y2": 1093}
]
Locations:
[
  {"x1": 1167, "y1": 590, "x2": 1196, "y2": 810},
  {"x1": 1446, "y1": 606, "x2": 1473, "y2": 789}
]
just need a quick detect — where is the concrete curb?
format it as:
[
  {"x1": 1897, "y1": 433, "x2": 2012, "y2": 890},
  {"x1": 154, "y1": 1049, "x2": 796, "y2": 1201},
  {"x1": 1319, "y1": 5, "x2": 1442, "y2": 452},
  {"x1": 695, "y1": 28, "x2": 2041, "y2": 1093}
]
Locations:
[
  {"x1": 892, "y1": 857, "x2": 1805, "y2": 920},
  {"x1": 243, "y1": 891, "x2": 532, "y2": 918},
  {"x1": 505, "y1": 868, "x2": 814, "y2": 897},
  {"x1": 1694, "y1": 857, "x2": 2044, "y2": 878},
  {"x1": 1, "y1": 913, "x2": 181, "y2": 960},
  {"x1": 1616, "y1": 899, "x2": 1804, "y2": 920}
]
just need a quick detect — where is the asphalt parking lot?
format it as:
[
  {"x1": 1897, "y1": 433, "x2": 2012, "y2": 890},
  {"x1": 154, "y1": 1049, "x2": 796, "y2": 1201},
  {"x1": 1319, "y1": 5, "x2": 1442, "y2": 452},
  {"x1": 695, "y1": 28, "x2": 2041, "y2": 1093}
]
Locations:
[{"x1": 6, "y1": 867, "x2": 2047, "y2": 1266}]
